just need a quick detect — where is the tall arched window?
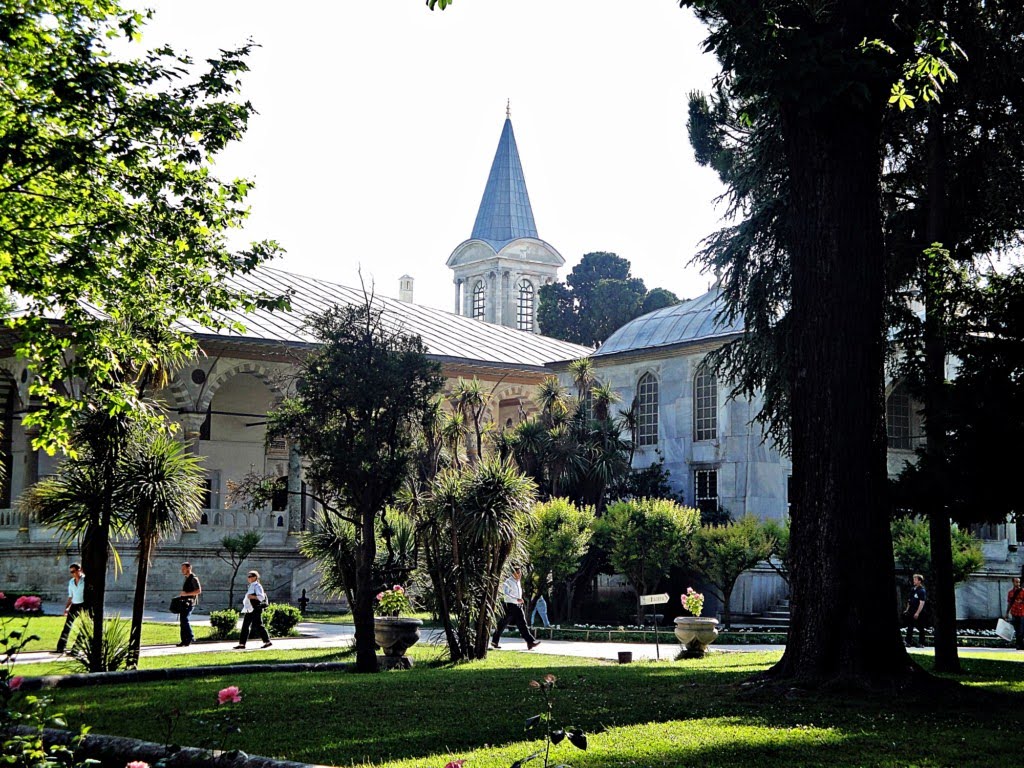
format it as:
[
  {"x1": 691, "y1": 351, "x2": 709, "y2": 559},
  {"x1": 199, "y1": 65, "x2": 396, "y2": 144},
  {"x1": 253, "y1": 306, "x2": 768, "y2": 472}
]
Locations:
[
  {"x1": 472, "y1": 281, "x2": 486, "y2": 320},
  {"x1": 694, "y1": 364, "x2": 718, "y2": 441},
  {"x1": 516, "y1": 279, "x2": 535, "y2": 331},
  {"x1": 886, "y1": 381, "x2": 912, "y2": 449},
  {"x1": 636, "y1": 372, "x2": 659, "y2": 446}
]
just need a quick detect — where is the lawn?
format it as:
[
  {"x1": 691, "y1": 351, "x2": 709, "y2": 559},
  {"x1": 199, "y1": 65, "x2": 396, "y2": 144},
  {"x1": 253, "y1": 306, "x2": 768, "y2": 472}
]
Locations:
[
  {"x1": 45, "y1": 649, "x2": 1024, "y2": 768},
  {"x1": 3, "y1": 614, "x2": 203, "y2": 653}
]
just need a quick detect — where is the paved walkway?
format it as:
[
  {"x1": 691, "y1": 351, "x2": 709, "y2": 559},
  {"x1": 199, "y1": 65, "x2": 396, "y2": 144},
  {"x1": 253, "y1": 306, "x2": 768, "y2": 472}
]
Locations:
[{"x1": 16, "y1": 602, "x2": 1023, "y2": 666}]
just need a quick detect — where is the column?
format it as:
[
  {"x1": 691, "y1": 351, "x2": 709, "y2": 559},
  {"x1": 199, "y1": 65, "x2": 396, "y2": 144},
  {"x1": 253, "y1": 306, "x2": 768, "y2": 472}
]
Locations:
[
  {"x1": 453, "y1": 279, "x2": 462, "y2": 314},
  {"x1": 17, "y1": 429, "x2": 38, "y2": 543},
  {"x1": 287, "y1": 442, "x2": 303, "y2": 535}
]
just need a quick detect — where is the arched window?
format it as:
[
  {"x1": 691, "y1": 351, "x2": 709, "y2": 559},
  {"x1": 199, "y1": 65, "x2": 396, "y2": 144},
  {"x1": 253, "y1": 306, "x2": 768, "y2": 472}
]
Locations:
[
  {"x1": 516, "y1": 279, "x2": 535, "y2": 331},
  {"x1": 694, "y1": 364, "x2": 718, "y2": 441},
  {"x1": 472, "y1": 281, "x2": 486, "y2": 320},
  {"x1": 636, "y1": 372, "x2": 659, "y2": 446},
  {"x1": 886, "y1": 381, "x2": 912, "y2": 450}
]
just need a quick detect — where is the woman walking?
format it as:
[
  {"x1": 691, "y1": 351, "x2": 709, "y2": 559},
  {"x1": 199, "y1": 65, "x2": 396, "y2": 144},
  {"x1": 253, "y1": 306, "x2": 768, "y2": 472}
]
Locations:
[{"x1": 234, "y1": 570, "x2": 272, "y2": 650}]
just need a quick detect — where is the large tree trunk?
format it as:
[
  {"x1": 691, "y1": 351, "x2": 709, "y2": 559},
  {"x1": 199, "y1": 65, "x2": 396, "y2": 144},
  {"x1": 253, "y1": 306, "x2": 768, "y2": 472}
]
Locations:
[
  {"x1": 770, "y1": 0, "x2": 912, "y2": 686},
  {"x1": 352, "y1": 505, "x2": 379, "y2": 673},
  {"x1": 923, "y1": 104, "x2": 960, "y2": 673}
]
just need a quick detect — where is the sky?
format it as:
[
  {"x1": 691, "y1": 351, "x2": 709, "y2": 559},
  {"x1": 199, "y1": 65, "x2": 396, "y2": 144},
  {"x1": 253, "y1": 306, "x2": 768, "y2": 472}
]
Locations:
[{"x1": 139, "y1": 1, "x2": 728, "y2": 313}]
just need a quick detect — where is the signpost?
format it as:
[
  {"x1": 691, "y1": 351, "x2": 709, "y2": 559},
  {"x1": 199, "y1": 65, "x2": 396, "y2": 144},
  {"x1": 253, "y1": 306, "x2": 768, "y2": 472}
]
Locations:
[{"x1": 639, "y1": 593, "x2": 670, "y2": 659}]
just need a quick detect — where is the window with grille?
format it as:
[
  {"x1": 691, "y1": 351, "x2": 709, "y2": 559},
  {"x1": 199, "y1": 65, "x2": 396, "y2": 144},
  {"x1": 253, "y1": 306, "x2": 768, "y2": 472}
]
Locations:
[
  {"x1": 886, "y1": 382, "x2": 912, "y2": 449},
  {"x1": 472, "y1": 281, "x2": 486, "y2": 320},
  {"x1": 695, "y1": 468, "x2": 718, "y2": 515},
  {"x1": 636, "y1": 373, "x2": 659, "y2": 446},
  {"x1": 517, "y1": 279, "x2": 534, "y2": 331},
  {"x1": 694, "y1": 364, "x2": 718, "y2": 441}
]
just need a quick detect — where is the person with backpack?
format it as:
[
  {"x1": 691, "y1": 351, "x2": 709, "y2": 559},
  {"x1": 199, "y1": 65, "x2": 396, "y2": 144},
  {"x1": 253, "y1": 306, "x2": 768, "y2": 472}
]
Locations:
[
  {"x1": 1006, "y1": 576, "x2": 1024, "y2": 651},
  {"x1": 234, "y1": 570, "x2": 272, "y2": 650}
]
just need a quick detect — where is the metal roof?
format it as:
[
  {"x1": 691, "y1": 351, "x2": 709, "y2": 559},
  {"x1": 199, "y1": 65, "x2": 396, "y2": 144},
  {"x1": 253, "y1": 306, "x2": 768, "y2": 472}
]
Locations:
[
  {"x1": 176, "y1": 266, "x2": 592, "y2": 369},
  {"x1": 594, "y1": 285, "x2": 744, "y2": 358},
  {"x1": 470, "y1": 118, "x2": 539, "y2": 250}
]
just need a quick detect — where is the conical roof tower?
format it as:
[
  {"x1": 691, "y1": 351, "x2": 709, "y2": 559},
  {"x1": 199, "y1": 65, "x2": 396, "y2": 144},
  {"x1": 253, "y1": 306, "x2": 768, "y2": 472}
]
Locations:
[{"x1": 447, "y1": 105, "x2": 563, "y2": 333}]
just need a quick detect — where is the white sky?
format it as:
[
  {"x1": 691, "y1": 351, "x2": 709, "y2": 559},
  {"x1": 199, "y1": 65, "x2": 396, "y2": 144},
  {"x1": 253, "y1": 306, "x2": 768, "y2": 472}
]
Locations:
[{"x1": 139, "y1": 1, "x2": 728, "y2": 312}]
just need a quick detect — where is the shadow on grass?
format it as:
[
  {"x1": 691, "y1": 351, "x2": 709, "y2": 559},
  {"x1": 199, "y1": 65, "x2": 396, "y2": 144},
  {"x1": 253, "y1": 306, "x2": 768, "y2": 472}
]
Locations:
[{"x1": 50, "y1": 653, "x2": 1024, "y2": 767}]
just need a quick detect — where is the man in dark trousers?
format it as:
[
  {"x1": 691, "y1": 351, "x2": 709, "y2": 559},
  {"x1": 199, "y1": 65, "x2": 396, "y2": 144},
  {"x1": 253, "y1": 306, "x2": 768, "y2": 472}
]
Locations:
[
  {"x1": 177, "y1": 562, "x2": 202, "y2": 647},
  {"x1": 491, "y1": 565, "x2": 541, "y2": 651},
  {"x1": 55, "y1": 562, "x2": 87, "y2": 654},
  {"x1": 905, "y1": 573, "x2": 927, "y2": 647}
]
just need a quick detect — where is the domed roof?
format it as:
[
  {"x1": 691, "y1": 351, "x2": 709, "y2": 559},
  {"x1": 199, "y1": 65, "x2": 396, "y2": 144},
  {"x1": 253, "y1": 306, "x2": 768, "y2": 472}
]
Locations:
[{"x1": 594, "y1": 285, "x2": 743, "y2": 358}]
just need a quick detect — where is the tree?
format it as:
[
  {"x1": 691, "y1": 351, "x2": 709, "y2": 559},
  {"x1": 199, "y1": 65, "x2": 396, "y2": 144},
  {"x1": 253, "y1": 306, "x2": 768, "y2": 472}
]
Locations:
[
  {"x1": 417, "y1": 458, "x2": 536, "y2": 661},
  {"x1": 0, "y1": 0, "x2": 286, "y2": 455},
  {"x1": 217, "y1": 531, "x2": 263, "y2": 610},
  {"x1": 891, "y1": 517, "x2": 984, "y2": 588},
  {"x1": 593, "y1": 498, "x2": 700, "y2": 624},
  {"x1": 689, "y1": 515, "x2": 775, "y2": 629},
  {"x1": 268, "y1": 294, "x2": 443, "y2": 673},
  {"x1": 525, "y1": 498, "x2": 595, "y2": 623},
  {"x1": 124, "y1": 432, "x2": 204, "y2": 667},
  {"x1": 537, "y1": 252, "x2": 679, "y2": 345}
]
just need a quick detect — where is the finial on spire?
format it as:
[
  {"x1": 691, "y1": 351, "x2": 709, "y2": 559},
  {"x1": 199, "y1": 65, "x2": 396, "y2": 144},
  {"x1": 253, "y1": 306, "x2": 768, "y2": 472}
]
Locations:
[{"x1": 506, "y1": 98, "x2": 511, "y2": 119}]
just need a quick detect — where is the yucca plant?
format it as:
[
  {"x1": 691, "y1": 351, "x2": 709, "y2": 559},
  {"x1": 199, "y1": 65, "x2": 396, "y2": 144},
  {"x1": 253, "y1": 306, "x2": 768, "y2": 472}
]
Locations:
[{"x1": 67, "y1": 613, "x2": 132, "y2": 673}]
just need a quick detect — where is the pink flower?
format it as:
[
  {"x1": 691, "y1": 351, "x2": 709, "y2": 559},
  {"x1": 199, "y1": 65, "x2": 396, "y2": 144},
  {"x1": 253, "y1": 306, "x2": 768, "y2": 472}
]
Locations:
[
  {"x1": 529, "y1": 680, "x2": 541, "y2": 688},
  {"x1": 126, "y1": 762, "x2": 150, "y2": 768},
  {"x1": 0, "y1": 592, "x2": 6, "y2": 601},
  {"x1": 544, "y1": 673, "x2": 556, "y2": 683},
  {"x1": 9, "y1": 676, "x2": 23, "y2": 691},
  {"x1": 393, "y1": 585, "x2": 404, "y2": 593},
  {"x1": 444, "y1": 761, "x2": 466, "y2": 768},
  {"x1": 13, "y1": 595, "x2": 42, "y2": 612},
  {"x1": 217, "y1": 686, "x2": 242, "y2": 705},
  {"x1": 376, "y1": 592, "x2": 384, "y2": 601}
]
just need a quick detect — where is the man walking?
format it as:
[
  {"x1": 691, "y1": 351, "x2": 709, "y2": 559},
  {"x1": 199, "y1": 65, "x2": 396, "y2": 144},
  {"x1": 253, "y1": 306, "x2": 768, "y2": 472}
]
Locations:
[
  {"x1": 1006, "y1": 576, "x2": 1024, "y2": 651},
  {"x1": 55, "y1": 563, "x2": 87, "y2": 654},
  {"x1": 177, "y1": 562, "x2": 202, "y2": 647},
  {"x1": 491, "y1": 566, "x2": 540, "y2": 650},
  {"x1": 530, "y1": 594, "x2": 551, "y2": 628},
  {"x1": 905, "y1": 573, "x2": 927, "y2": 647}
]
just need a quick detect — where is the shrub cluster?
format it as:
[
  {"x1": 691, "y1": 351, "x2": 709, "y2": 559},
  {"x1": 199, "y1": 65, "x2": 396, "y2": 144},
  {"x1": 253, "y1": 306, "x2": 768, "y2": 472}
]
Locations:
[
  {"x1": 209, "y1": 609, "x2": 239, "y2": 640},
  {"x1": 263, "y1": 604, "x2": 302, "y2": 637}
]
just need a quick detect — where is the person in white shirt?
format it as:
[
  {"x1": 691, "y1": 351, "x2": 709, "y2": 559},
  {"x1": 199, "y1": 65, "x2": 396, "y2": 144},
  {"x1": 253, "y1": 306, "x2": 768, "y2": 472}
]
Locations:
[
  {"x1": 491, "y1": 565, "x2": 540, "y2": 650},
  {"x1": 55, "y1": 562, "x2": 87, "y2": 654},
  {"x1": 234, "y1": 570, "x2": 272, "y2": 649}
]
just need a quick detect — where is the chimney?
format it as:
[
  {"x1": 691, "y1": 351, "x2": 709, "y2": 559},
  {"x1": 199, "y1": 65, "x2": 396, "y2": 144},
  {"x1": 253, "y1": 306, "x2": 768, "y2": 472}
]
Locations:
[{"x1": 399, "y1": 275, "x2": 414, "y2": 303}]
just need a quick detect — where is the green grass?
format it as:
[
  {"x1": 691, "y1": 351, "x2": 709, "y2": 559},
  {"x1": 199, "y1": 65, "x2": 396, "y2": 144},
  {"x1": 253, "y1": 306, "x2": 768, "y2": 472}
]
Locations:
[
  {"x1": 2, "y1": 615, "x2": 194, "y2": 653},
  {"x1": 42, "y1": 648, "x2": 1024, "y2": 768}
]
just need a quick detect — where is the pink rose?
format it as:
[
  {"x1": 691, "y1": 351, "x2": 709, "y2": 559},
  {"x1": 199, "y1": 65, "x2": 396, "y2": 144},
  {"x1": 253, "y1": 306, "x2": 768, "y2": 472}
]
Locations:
[
  {"x1": 393, "y1": 585, "x2": 404, "y2": 593},
  {"x1": 126, "y1": 762, "x2": 150, "y2": 768},
  {"x1": 544, "y1": 673, "x2": 556, "y2": 683},
  {"x1": 0, "y1": 592, "x2": 6, "y2": 601},
  {"x1": 9, "y1": 676, "x2": 23, "y2": 691},
  {"x1": 14, "y1": 595, "x2": 42, "y2": 612},
  {"x1": 376, "y1": 592, "x2": 384, "y2": 601},
  {"x1": 444, "y1": 761, "x2": 466, "y2": 768},
  {"x1": 217, "y1": 686, "x2": 242, "y2": 704},
  {"x1": 529, "y1": 680, "x2": 540, "y2": 688}
]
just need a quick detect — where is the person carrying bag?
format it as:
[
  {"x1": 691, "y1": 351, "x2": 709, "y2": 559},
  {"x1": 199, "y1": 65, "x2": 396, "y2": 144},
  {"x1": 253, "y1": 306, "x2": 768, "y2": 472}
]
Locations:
[
  {"x1": 234, "y1": 570, "x2": 272, "y2": 650},
  {"x1": 1006, "y1": 577, "x2": 1024, "y2": 651}
]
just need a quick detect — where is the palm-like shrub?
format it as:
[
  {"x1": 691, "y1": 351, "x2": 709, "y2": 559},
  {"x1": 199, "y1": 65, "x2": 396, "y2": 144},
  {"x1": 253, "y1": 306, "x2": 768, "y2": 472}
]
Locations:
[
  {"x1": 418, "y1": 457, "x2": 536, "y2": 660},
  {"x1": 67, "y1": 613, "x2": 132, "y2": 673}
]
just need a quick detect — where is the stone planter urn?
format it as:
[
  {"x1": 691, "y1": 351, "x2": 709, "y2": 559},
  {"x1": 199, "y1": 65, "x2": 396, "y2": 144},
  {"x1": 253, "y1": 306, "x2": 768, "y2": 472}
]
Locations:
[
  {"x1": 673, "y1": 616, "x2": 719, "y2": 658},
  {"x1": 373, "y1": 617, "x2": 423, "y2": 662}
]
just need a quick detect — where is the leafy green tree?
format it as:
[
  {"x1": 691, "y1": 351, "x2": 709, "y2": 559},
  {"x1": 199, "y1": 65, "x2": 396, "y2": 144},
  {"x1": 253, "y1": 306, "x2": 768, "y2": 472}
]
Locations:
[
  {"x1": 0, "y1": 0, "x2": 285, "y2": 455},
  {"x1": 593, "y1": 498, "x2": 700, "y2": 624},
  {"x1": 689, "y1": 515, "x2": 775, "y2": 629},
  {"x1": 891, "y1": 517, "x2": 984, "y2": 587},
  {"x1": 418, "y1": 458, "x2": 536, "y2": 661},
  {"x1": 268, "y1": 295, "x2": 443, "y2": 673},
  {"x1": 537, "y1": 252, "x2": 679, "y2": 345},
  {"x1": 525, "y1": 498, "x2": 595, "y2": 622},
  {"x1": 217, "y1": 531, "x2": 263, "y2": 611}
]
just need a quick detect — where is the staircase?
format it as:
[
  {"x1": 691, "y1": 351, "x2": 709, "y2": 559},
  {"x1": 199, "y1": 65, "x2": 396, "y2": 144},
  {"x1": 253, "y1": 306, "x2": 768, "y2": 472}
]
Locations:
[{"x1": 729, "y1": 598, "x2": 790, "y2": 630}]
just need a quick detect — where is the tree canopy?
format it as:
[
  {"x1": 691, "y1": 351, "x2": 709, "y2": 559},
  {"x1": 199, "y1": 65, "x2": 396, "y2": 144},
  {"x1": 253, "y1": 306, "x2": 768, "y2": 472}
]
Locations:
[
  {"x1": 0, "y1": 0, "x2": 286, "y2": 453},
  {"x1": 537, "y1": 252, "x2": 679, "y2": 346}
]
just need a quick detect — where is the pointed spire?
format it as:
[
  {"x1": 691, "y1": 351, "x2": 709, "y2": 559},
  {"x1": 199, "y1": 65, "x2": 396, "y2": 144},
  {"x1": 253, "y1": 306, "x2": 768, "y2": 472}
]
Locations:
[
  {"x1": 506, "y1": 98, "x2": 511, "y2": 119},
  {"x1": 470, "y1": 113, "x2": 538, "y2": 248}
]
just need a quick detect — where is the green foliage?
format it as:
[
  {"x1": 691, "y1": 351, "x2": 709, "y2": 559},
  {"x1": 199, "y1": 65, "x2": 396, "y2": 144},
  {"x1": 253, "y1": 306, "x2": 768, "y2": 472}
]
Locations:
[
  {"x1": 537, "y1": 252, "x2": 678, "y2": 345},
  {"x1": 418, "y1": 457, "x2": 537, "y2": 660},
  {"x1": 689, "y1": 515, "x2": 775, "y2": 627},
  {"x1": 608, "y1": 451, "x2": 684, "y2": 504},
  {"x1": 891, "y1": 517, "x2": 984, "y2": 586},
  {"x1": 525, "y1": 498, "x2": 594, "y2": 621},
  {"x1": 593, "y1": 498, "x2": 700, "y2": 622},
  {"x1": 262, "y1": 604, "x2": 302, "y2": 637},
  {"x1": 66, "y1": 614, "x2": 132, "y2": 673},
  {"x1": 209, "y1": 610, "x2": 240, "y2": 640},
  {"x1": 0, "y1": 0, "x2": 287, "y2": 455}
]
